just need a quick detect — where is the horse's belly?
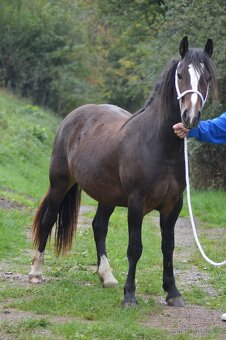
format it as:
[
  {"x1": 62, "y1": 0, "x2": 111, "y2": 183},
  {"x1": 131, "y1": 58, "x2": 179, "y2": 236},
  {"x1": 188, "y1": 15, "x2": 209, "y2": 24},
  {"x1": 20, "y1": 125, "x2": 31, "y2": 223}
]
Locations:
[
  {"x1": 83, "y1": 186, "x2": 128, "y2": 207},
  {"x1": 71, "y1": 148, "x2": 128, "y2": 207},
  {"x1": 75, "y1": 165, "x2": 127, "y2": 206}
]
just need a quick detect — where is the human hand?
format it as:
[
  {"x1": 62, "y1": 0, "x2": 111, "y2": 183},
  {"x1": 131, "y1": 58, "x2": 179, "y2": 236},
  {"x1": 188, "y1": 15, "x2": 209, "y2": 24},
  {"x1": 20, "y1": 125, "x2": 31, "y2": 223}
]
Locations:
[{"x1": 173, "y1": 122, "x2": 189, "y2": 139}]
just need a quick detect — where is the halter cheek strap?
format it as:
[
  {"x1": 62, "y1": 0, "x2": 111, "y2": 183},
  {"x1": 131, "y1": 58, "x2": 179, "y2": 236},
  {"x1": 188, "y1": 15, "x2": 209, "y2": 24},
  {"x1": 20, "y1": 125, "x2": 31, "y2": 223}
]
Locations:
[{"x1": 175, "y1": 62, "x2": 209, "y2": 110}]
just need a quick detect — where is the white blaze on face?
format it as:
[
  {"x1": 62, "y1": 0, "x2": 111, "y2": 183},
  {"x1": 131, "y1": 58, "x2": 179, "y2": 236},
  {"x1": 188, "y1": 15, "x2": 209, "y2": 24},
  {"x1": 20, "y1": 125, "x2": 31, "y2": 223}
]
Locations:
[{"x1": 188, "y1": 63, "x2": 202, "y2": 120}]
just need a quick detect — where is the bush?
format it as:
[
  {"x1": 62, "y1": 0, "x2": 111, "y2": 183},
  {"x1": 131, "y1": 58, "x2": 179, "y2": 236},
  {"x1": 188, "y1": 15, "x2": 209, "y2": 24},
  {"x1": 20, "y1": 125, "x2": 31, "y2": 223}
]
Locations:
[
  {"x1": 0, "y1": 0, "x2": 100, "y2": 115},
  {"x1": 189, "y1": 141, "x2": 226, "y2": 190}
]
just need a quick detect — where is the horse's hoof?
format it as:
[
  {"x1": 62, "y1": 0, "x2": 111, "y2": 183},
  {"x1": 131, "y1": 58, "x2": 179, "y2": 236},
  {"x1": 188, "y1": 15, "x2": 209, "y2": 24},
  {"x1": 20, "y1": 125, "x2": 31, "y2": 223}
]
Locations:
[
  {"x1": 121, "y1": 296, "x2": 138, "y2": 308},
  {"x1": 121, "y1": 300, "x2": 138, "y2": 308},
  {"x1": 167, "y1": 296, "x2": 185, "y2": 307},
  {"x1": 103, "y1": 278, "x2": 119, "y2": 288},
  {"x1": 28, "y1": 275, "x2": 43, "y2": 284}
]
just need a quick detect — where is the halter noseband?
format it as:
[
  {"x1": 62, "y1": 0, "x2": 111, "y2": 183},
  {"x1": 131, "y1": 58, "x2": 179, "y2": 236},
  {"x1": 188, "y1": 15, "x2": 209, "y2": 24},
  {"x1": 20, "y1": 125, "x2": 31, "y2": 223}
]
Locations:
[{"x1": 175, "y1": 62, "x2": 209, "y2": 110}]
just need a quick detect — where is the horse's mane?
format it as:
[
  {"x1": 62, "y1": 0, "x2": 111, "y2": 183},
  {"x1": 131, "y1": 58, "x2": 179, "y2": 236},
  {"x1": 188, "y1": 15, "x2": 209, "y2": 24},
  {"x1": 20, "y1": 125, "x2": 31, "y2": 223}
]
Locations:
[
  {"x1": 130, "y1": 48, "x2": 217, "y2": 124},
  {"x1": 133, "y1": 58, "x2": 179, "y2": 119}
]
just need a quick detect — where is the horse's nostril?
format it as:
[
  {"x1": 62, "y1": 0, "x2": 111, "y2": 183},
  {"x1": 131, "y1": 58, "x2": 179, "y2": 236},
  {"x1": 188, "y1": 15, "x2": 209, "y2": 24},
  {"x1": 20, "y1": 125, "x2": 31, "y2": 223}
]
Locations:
[{"x1": 197, "y1": 111, "x2": 201, "y2": 120}]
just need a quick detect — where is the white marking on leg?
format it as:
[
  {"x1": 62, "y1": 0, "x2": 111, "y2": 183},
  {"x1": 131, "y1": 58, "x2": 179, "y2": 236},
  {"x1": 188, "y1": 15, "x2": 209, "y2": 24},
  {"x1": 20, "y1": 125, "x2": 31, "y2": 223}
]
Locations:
[
  {"x1": 98, "y1": 255, "x2": 118, "y2": 287},
  {"x1": 28, "y1": 251, "x2": 44, "y2": 283}
]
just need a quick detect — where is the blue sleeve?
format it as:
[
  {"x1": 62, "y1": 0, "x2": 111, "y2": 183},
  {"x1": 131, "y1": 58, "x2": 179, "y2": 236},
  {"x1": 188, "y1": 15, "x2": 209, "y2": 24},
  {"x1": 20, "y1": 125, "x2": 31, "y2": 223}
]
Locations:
[{"x1": 188, "y1": 112, "x2": 226, "y2": 144}]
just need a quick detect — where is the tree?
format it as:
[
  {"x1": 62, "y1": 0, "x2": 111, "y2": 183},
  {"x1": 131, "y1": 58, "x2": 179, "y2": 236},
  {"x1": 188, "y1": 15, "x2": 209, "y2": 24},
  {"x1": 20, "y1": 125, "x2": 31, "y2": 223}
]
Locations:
[
  {"x1": 86, "y1": 0, "x2": 166, "y2": 111},
  {"x1": 0, "y1": 0, "x2": 100, "y2": 115}
]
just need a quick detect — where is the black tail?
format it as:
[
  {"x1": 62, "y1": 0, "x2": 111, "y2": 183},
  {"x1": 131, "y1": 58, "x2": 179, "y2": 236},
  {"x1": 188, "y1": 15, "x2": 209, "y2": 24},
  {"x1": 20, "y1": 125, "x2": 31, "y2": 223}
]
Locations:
[
  {"x1": 55, "y1": 184, "x2": 81, "y2": 256},
  {"x1": 32, "y1": 193, "x2": 48, "y2": 249},
  {"x1": 32, "y1": 183, "x2": 81, "y2": 256}
]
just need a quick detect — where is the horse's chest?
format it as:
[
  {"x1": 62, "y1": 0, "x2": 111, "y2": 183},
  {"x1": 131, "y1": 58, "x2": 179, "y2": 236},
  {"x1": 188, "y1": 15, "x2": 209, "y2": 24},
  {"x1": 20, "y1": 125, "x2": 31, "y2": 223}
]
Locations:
[{"x1": 144, "y1": 168, "x2": 185, "y2": 214}]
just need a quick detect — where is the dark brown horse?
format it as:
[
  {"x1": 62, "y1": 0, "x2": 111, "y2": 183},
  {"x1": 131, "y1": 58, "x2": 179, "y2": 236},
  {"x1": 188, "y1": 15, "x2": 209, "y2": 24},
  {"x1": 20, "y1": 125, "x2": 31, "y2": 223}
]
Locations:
[{"x1": 29, "y1": 37, "x2": 217, "y2": 307}]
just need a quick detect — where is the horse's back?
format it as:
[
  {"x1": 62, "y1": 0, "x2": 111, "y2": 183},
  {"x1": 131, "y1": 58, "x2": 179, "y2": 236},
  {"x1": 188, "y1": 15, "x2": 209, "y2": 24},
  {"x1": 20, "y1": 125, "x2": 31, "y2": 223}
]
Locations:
[
  {"x1": 55, "y1": 103, "x2": 130, "y2": 143},
  {"x1": 98, "y1": 104, "x2": 131, "y2": 118},
  {"x1": 66, "y1": 103, "x2": 130, "y2": 124}
]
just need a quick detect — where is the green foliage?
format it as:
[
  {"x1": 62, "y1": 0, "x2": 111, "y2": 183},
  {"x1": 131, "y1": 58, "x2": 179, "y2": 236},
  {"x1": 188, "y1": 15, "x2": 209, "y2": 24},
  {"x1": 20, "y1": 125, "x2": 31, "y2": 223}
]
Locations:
[
  {"x1": 88, "y1": 0, "x2": 165, "y2": 110},
  {"x1": 1, "y1": 0, "x2": 225, "y2": 113},
  {"x1": 0, "y1": 0, "x2": 100, "y2": 115},
  {"x1": 188, "y1": 140, "x2": 226, "y2": 190}
]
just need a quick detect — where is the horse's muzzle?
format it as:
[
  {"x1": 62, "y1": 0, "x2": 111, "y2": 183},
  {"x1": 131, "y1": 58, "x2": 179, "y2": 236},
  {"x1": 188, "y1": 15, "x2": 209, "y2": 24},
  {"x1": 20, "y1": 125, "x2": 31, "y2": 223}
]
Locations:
[{"x1": 181, "y1": 109, "x2": 201, "y2": 129}]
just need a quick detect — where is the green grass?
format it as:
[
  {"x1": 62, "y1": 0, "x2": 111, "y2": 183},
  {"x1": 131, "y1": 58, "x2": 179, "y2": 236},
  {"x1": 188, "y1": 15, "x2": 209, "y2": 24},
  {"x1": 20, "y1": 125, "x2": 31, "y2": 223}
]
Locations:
[
  {"x1": 0, "y1": 91, "x2": 59, "y2": 200},
  {"x1": 182, "y1": 190, "x2": 226, "y2": 227},
  {"x1": 0, "y1": 209, "x2": 30, "y2": 259},
  {"x1": 0, "y1": 90, "x2": 225, "y2": 339}
]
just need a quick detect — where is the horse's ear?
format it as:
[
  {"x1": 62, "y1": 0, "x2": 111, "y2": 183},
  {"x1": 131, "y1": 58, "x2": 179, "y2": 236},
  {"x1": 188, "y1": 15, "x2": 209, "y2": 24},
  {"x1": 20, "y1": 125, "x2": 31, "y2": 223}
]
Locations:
[
  {"x1": 204, "y1": 39, "x2": 213, "y2": 57},
  {"x1": 179, "y1": 36, "x2": 189, "y2": 59}
]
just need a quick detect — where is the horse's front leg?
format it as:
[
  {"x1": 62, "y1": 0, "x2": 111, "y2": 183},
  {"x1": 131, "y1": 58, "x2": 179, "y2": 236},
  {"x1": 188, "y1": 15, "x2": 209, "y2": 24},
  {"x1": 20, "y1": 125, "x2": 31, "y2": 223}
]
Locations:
[
  {"x1": 160, "y1": 196, "x2": 185, "y2": 307},
  {"x1": 122, "y1": 194, "x2": 144, "y2": 306}
]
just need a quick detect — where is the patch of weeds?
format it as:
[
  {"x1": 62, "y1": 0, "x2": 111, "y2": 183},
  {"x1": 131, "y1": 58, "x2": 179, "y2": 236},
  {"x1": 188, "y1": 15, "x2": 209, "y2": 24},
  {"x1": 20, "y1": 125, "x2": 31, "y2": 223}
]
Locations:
[
  {"x1": 19, "y1": 105, "x2": 45, "y2": 118},
  {"x1": 83, "y1": 311, "x2": 96, "y2": 321},
  {"x1": 0, "y1": 209, "x2": 31, "y2": 260},
  {"x1": 0, "y1": 187, "x2": 37, "y2": 209},
  {"x1": 52, "y1": 319, "x2": 168, "y2": 340},
  {"x1": 0, "y1": 286, "x2": 33, "y2": 302},
  {"x1": 207, "y1": 327, "x2": 226, "y2": 340},
  {"x1": 1, "y1": 318, "x2": 51, "y2": 337},
  {"x1": 0, "y1": 111, "x2": 8, "y2": 129},
  {"x1": 28, "y1": 124, "x2": 48, "y2": 143},
  {"x1": 183, "y1": 286, "x2": 209, "y2": 306}
]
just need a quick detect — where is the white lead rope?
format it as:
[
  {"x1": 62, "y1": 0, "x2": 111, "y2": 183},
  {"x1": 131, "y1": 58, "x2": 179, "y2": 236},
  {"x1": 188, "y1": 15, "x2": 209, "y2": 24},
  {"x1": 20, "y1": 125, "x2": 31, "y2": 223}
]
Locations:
[{"x1": 184, "y1": 137, "x2": 226, "y2": 267}]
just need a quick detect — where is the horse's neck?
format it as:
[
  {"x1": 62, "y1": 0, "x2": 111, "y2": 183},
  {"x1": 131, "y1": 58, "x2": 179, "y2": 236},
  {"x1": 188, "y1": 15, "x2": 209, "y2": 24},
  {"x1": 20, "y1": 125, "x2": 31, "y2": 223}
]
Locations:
[{"x1": 139, "y1": 99, "x2": 181, "y2": 143}]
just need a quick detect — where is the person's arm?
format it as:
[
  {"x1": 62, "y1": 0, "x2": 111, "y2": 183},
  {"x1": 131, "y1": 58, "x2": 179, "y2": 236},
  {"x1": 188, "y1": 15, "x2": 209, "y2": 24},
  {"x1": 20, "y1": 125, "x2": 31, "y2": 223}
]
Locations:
[
  {"x1": 188, "y1": 112, "x2": 226, "y2": 144},
  {"x1": 173, "y1": 112, "x2": 226, "y2": 144}
]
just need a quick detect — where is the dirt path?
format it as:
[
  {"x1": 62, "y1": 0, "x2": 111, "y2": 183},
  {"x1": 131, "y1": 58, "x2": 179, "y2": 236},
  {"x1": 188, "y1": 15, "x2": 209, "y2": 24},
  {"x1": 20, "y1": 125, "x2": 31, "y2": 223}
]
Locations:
[
  {"x1": 0, "y1": 199, "x2": 226, "y2": 338},
  {"x1": 145, "y1": 216, "x2": 226, "y2": 338}
]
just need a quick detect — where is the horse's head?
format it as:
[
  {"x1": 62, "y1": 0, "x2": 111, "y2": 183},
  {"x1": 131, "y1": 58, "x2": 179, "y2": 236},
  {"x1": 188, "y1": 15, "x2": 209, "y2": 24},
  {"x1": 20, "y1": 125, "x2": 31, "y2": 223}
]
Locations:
[{"x1": 175, "y1": 36, "x2": 214, "y2": 129}]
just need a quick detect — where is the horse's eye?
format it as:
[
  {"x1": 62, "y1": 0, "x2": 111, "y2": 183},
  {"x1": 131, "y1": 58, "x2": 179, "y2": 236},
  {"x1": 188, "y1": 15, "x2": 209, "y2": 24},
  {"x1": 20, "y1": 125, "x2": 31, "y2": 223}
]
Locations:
[{"x1": 177, "y1": 73, "x2": 182, "y2": 80}]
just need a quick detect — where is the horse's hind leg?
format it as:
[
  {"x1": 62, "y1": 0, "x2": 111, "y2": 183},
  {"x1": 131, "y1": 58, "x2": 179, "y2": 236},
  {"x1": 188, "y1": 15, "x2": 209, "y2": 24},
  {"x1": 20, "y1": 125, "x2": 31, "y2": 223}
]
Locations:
[
  {"x1": 92, "y1": 203, "x2": 118, "y2": 287},
  {"x1": 29, "y1": 181, "x2": 72, "y2": 283},
  {"x1": 160, "y1": 196, "x2": 185, "y2": 307}
]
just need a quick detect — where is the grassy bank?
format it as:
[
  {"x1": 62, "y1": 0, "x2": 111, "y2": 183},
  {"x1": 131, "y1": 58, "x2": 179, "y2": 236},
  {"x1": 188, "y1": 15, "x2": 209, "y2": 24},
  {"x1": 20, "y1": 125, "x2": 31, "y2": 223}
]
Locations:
[{"x1": 0, "y1": 90, "x2": 59, "y2": 202}]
